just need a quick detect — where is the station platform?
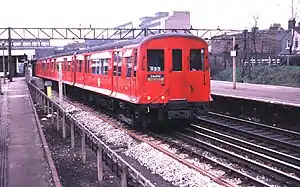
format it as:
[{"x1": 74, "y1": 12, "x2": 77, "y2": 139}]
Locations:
[
  {"x1": 211, "y1": 80, "x2": 300, "y2": 107},
  {"x1": 0, "y1": 77, "x2": 55, "y2": 187}
]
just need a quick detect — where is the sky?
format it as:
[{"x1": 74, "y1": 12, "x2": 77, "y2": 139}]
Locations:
[
  {"x1": 0, "y1": 0, "x2": 297, "y2": 29},
  {"x1": 0, "y1": 0, "x2": 298, "y2": 46}
]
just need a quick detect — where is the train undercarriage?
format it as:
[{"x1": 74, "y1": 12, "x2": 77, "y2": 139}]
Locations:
[{"x1": 47, "y1": 80, "x2": 208, "y2": 129}]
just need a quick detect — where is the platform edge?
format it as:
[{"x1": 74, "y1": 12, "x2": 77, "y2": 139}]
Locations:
[{"x1": 211, "y1": 92, "x2": 300, "y2": 108}]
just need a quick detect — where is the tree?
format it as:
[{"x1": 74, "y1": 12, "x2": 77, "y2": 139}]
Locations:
[
  {"x1": 241, "y1": 15, "x2": 259, "y2": 82},
  {"x1": 251, "y1": 15, "x2": 259, "y2": 65},
  {"x1": 289, "y1": 0, "x2": 299, "y2": 55}
]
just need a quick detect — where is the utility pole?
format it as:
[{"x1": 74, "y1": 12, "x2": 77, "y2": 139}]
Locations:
[
  {"x1": 8, "y1": 28, "x2": 12, "y2": 82},
  {"x1": 58, "y1": 61, "x2": 63, "y2": 105},
  {"x1": 1, "y1": 41, "x2": 5, "y2": 84},
  {"x1": 231, "y1": 36, "x2": 237, "y2": 89},
  {"x1": 0, "y1": 41, "x2": 4, "y2": 95},
  {"x1": 0, "y1": 71, "x2": 2, "y2": 94}
]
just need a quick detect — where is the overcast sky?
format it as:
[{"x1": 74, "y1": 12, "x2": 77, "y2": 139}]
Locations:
[{"x1": 0, "y1": 0, "x2": 297, "y2": 29}]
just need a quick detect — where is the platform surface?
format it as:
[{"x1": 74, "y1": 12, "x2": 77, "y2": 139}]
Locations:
[
  {"x1": 0, "y1": 77, "x2": 53, "y2": 187},
  {"x1": 211, "y1": 80, "x2": 300, "y2": 107}
]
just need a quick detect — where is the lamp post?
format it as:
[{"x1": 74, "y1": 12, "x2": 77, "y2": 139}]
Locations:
[{"x1": 1, "y1": 41, "x2": 6, "y2": 84}]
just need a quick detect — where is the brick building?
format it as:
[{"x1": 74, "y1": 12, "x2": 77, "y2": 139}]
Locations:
[{"x1": 209, "y1": 22, "x2": 295, "y2": 69}]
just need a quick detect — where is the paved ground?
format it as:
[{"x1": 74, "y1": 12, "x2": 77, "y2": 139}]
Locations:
[
  {"x1": 211, "y1": 80, "x2": 300, "y2": 107},
  {"x1": 0, "y1": 77, "x2": 53, "y2": 187}
]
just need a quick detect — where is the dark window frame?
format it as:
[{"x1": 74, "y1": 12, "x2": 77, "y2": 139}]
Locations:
[
  {"x1": 172, "y1": 49, "x2": 182, "y2": 71},
  {"x1": 190, "y1": 49, "x2": 205, "y2": 71},
  {"x1": 147, "y1": 49, "x2": 165, "y2": 72}
]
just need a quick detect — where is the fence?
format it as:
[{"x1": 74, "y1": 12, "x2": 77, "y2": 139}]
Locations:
[{"x1": 27, "y1": 81, "x2": 156, "y2": 187}]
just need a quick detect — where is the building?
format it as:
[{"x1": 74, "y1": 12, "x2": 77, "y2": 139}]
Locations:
[
  {"x1": 0, "y1": 38, "x2": 52, "y2": 77},
  {"x1": 209, "y1": 20, "x2": 300, "y2": 68},
  {"x1": 115, "y1": 11, "x2": 191, "y2": 37},
  {"x1": 139, "y1": 11, "x2": 191, "y2": 30}
]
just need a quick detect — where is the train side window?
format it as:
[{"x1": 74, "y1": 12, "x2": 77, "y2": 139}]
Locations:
[
  {"x1": 147, "y1": 49, "x2": 164, "y2": 72},
  {"x1": 68, "y1": 61, "x2": 71, "y2": 72},
  {"x1": 126, "y1": 57, "x2": 132, "y2": 78},
  {"x1": 78, "y1": 60, "x2": 82, "y2": 72},
  {"x1": 72, "y1": 61, "x2": 75, "y2": 72},
  {"x1": 100, "y1": 59, "x2": 104, "y2": 75},
  {"x1": 190, "y1": 49, "x2": 204, "y2": 71},
  {"x1": 85, "y1": 56, "x2": 90, "y2": 73},
  {"x1": 92, "y1": 59, "x2": 98, "y2": 74},
  {"x1": 133, "y1": 50, "x2": 137, "y2": 77},
  {"x1": 117, "y1": 55, "x2": 122, "y2": 77},
  {"x1": 103, "y1": 59, "x2": 108, "y2": 75},
  {"x1": 113, "y1": 52, "x2": 122, "y2": 76},
  {"x1": 172, "y1": 49, "x2": 182, "y2": 71},
  {"x1": 85, "y1": 59, "x2": 88, "y2": 73},
  {"x1": 113, "y1": 53, "x2": 117, "y2": 76},
  {"x1": 97, "y1": 59, "x2": 101, "y2": 74}
]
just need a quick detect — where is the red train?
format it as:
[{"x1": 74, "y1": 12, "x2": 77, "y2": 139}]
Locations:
[{"x1": 35, "y1": 33, "x2": 211, "y2": 127}]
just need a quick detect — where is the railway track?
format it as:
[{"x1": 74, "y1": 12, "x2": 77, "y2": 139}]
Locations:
[
  {"x1": 197, "y1": 112, "x2": 300, "y2": 165},
  {"x1": 189, "y1": 112, "x2": 300, "y2": 186},
  {"x1": 143, "y1": 128, "x2": 300, "y2": 186},
  {"x1": 49, "y1": 88, "x2": 300, "y2": 186}
]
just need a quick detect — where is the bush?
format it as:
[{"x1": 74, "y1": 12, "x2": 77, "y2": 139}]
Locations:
[{"x1": 213, "y1": 66, "x2": 300, "y2": 87}]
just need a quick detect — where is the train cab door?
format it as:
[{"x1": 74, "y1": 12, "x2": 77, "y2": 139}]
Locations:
[
  {"x1": 186, "y1": 48, "x2": 206, "y2": 101},
  {"x1": 168, "y1": 48, "x2": 186, "y2": 100}
]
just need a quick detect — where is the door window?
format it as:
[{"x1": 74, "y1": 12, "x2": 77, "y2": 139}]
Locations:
[
  {"x1": 190, "y1": 49, "x2": 205, "y2": 71},
  {"x1": 172, "y1": 49, "x2": 182, "y2": 71},
  {"x1": 126, "y1": 57, "x2": 132, "y2": 78}
]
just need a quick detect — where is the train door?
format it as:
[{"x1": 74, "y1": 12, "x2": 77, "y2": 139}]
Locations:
[
  {"x1": 84, "y1": 55, "x2": 90, "y2": 86},
  {"x1": 130, "y1": 50, "x2": 137, "y2": 100},
  {"x1": 186, "y1": 48, "x2": 206, "y2": 101},
  {"x1": 112, "y1": 51, "x2": 121, "y2": 96},
  {"x1": 72, "y1": 56, "x2": 76, "y2": 84},
  {"x1": 62, "y1": 59, "x2": 66, "y2": 82},
  {"x1": 75, "y1": 55, "x2": 84, "y2": 87},
  {"x1": 168, "y1": 48, "x2": 186, "y2": 100}
]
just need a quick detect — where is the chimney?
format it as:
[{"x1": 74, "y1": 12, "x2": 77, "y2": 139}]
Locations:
[
  {"x1": 269, "y1": 23, "x2": 281, "y2": 31},
  {"x1": 288, "y1": 19, "x2": 296, "y2": 29}
]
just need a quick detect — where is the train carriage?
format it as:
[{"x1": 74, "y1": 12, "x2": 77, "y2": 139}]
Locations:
[{"x1": 35, "y1": 33, "x2": 211, "y2": 127}]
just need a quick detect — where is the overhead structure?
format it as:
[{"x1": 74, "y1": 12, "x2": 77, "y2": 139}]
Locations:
[
  {"x1": 0, "y1": 27, "x2": 242, "y2": 41},
  {"x1": 0, "y1": 27, "x2": 243, "y2": 81}
]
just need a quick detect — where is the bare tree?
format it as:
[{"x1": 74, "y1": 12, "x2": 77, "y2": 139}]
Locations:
[
  {"x1": 241, "y1": 15, "x2": 259, "y2": 82},
  {"x1": 289, "y1": 0, "x2": 299, "y2": 55},
  {"x1": 251, "y1": 15, "x2": 259, "y2": 65},
  {"x1": 241, "y1": 30, "x2": 249, "y2": 82}
]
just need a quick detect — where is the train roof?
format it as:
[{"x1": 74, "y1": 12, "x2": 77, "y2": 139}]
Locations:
[{"x1": 38, "y1": 33, "x2": 206, "y2": 60}]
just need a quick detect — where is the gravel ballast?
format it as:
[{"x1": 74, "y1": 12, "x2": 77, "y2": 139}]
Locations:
[{"x1": 51, "y1": 95, "x2": 224, "y2": 187}]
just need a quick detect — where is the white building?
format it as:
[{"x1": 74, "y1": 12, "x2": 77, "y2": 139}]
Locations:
[
  {"x1": 292, "y1": 28, "x2": 300, "y2": 54},
  {"x1": 115, "y1": 11, "x2": 191, "y2": 36}
]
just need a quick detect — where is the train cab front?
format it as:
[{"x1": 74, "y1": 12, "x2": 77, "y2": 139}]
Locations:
[{"x1": 139, "y1": 34, "x2": 211, "y2": 121}]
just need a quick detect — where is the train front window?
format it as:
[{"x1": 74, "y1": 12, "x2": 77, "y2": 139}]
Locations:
[
  {"x1": 172, "y1": 49, "x2": 182, "y2": 71},
  {"x1": 147, "y1": 49, "x2": 164, "y2": 72},
  {"x1": 190, "y1": 49, "x2": 205, "y2": 71}
]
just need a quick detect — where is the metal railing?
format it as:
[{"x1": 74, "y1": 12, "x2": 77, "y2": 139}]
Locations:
[{"x1": 27, "y1": 81, "x2": 156, "y2": 187}]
